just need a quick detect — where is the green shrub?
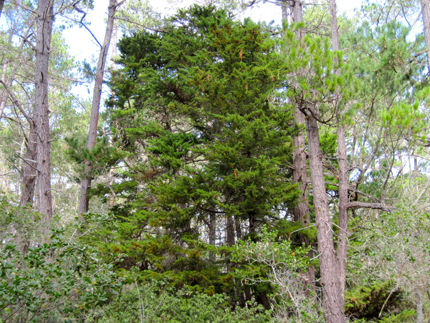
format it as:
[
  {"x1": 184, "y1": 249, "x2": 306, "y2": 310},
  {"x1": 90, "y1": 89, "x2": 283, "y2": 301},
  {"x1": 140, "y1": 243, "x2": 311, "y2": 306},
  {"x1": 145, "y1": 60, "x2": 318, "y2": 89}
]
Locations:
[
  {"x1": 0, "y1": 228, "x2": 122, "y2": 322},
  {"x1": 90, "y1": 283, "x2": 272, "y2": 323}
]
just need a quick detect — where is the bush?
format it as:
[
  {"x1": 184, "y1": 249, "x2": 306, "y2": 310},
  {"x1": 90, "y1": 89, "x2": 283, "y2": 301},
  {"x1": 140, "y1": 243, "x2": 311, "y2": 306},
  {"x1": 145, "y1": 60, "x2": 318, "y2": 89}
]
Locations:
[
  {"x1": 90, "y1": 283, "x2": 272, "y2": 323},
  {"x1": 0, "y1": 228, "x2": 122, "y2": 322}
]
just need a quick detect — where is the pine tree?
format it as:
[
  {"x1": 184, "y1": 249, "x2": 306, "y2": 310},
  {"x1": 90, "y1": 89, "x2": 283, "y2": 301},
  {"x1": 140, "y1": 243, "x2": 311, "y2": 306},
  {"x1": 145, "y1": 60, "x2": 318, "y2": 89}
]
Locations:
[{"x1": 98, "y1": 5, "x2": 299, "y2": 300}]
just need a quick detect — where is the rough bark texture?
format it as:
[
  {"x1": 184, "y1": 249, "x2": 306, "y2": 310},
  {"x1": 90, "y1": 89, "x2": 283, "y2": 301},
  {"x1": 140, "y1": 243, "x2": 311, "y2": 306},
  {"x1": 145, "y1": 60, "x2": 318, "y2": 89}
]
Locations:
[
  {"x1": 209, "y1": 212, "x2": 216, "y2": 261},
  {"x1": 306, "y1": 114, "x2": 344, "y2": 323},
  {"x1": 290, "y1": 0, "x2": 316, "y2": 295},
  {"x1": 421, "y1": 0, "x2": 430, "y2": 68},
  {"x1": 79, "y1": 0, "x2": 119, "y2": 214},
  {"x1": 329, "y1": 0, "x2": 348, "y2": 308},
  {"x1": 293, "y1": 109, "x2": 309, "y2": 223},
  {"x1": 226, "y1": 215, "x2": 235, "y2": 246},
  {"x1": 20, "y1": 124, "x2": 37, "y2": 207},
  {"x1": 35, "y1": 0, "x2": 54, "y2": 219}
]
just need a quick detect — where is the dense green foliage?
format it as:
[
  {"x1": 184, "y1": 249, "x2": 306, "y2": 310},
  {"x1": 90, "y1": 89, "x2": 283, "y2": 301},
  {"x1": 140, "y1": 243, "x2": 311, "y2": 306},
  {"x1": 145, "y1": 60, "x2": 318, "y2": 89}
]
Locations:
[
  {"x1": 84, "y1": 5, "x2": 302, "y2": 306},
  {"x1": 2, "y1": 0, "x2": 430, "y2": 322}
]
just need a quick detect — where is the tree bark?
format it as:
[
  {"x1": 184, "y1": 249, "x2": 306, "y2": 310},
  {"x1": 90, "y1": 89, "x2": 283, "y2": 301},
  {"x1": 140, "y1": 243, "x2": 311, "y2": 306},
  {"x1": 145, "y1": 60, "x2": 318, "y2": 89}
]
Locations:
[
  {"x1": 79, "y1": 0, "x2": 120, "y2": 214},
  {"x1": 329, "y1": 0, "x2": 348, "y2": 309},
  {"x1": 0, "y1": 0, "x2": 4, "y2": 18},
  {"x1": 34, "y1": 0, "x2": 54, "y2": 219},
  {"x1": 305, "y1": 113, "x2": 344, "y2": 323},
  {"x1": 209, "y1": 212, "x2": 216, "y2": 261},
  {"x1": 421, "y1": 0, "x2": 430, "y2": 69},
  {"x1": 20, "y1": 124, "x2": 37, "y2": 207},
  {"x1": 226, "y1": 215, "x2": 235, "y2": 246},
  {"x1": 293, "y1": 109, "x2": 309, "y2": 223}
]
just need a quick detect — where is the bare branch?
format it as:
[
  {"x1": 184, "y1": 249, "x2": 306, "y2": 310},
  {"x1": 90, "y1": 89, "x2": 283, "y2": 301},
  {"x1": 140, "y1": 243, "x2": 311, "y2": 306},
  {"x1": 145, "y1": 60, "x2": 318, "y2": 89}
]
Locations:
[
  {"x1": 0, "y1": 80, "x2": 33, "y2": 125},
  {"x1": 346, "y1": 201, "x2": 394, "y2": 212}
]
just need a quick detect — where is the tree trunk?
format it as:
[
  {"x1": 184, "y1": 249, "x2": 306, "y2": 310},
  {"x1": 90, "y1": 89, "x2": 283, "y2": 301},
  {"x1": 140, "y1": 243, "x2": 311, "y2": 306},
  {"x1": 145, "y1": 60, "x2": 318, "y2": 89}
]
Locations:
[
  {"x1": 35, "y1": 0, "x2": 54, "y2": 219},
  {"x1": 235, "y1": 216, "x2": 242, "y2": 240},
  {"x1": 329, "y1": 0, "x2": 348, "y2": 307},
  {"x1": 226, "y1": 215, "x2": 235, "y2": 246},
  {"x1": 20, "y1": 123, "x2": 37, "y2": 207},
  {"x1": 291, "y1": 2, "x2": 308, "y2": 224},
  {"x1": 209, "y1": 212, "x2": 216, "y2": 261},
  {"x1": 293, "y1": 109, "x2": 309, "y2": 223},
  {"x1": 305, "y1": 114, "x2": 344, "y2": 323},
  {"x1": 416, "y1": 288, "x2": 424, "y2": 323},
  {"x1": 290, "y1": 0, "x2": 317, "y2": 295},
  {"x1": 421, "y1": 0, "x2": 430, "y2": 68},
  {"x1": 0, "y1": 0, "x2": 4, "y2": 18},
  {"x1": 79, "y1": 0, "x2": 120, "y2": 214}
]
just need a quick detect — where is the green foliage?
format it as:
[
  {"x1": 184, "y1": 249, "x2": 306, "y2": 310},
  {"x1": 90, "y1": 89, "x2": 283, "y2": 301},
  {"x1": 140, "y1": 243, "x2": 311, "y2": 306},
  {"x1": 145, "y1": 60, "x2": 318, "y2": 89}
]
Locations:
[
  {"x1": 0, "y1": 229, "x2": 122, "y2": 322},
  {"x1": 0, "y1": 196, "x2": 122, "y2": 322},
  {"x1": 90, "y1": 5, "x2": 300, "y2": 303},
  {"x1": 90, "y1": 283, "x2": 272, "y2": 322},
  {"x1": 345, "y1": 280, "x2": 411, "y2": 321},
  {"x1": 231, "y1": 227, "x2": 322, "y2": 322}
]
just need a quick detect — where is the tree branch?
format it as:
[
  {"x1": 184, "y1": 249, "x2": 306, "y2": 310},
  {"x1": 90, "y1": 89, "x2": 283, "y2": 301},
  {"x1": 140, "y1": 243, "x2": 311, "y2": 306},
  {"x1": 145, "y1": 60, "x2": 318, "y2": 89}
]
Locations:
[
  {"x1": 0, "y1": 80, "x2": 33, "y2": 125},
  {"x1": 346, "y1": 201, "x2": 394, "y2": 212}
]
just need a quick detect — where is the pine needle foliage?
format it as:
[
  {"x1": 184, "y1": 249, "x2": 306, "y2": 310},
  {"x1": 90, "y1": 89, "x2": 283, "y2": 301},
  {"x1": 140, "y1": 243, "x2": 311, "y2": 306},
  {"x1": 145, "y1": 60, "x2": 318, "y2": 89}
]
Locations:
[{"x1": 95, "y1": 5, "x2": 299, "y2": 297}]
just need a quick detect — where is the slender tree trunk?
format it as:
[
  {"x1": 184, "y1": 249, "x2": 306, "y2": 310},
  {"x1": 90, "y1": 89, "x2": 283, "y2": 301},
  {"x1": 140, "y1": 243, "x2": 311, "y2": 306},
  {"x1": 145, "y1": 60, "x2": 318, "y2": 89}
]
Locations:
[
  {"x1": 235, "y1": 216, "x2": 242, "y2": 240},
  {"x1": 329, "y1": 0, "x2": 348, "y2": 307},
  {"x1": 415, "y1": 287, "x2": 424, "y2": 323},
  {"x1": 293, "y1": 109, "x2": 309, "y2": 223},
  {"x1": 226, "y1": 215, "x2": 235, "y2": 246},
  {"x1": 305, "y1": 114, "x2": 344, "y2": 323},
  {"x1": 421, "y1": 0, "x2": 430, "y2": 68},
  {"x1": 35, "y1": 0, "x2": 54, "y2": 219},
  {"x1": 209, "y1": 212, "x2": 216, "y2": 261},
  {"x1": 291, "y1": 0, "x2": 308, "y2": 224},
  {"x1": 0, "y1": 0, "x2": 4, "y2": 18},
  {"x1": 290, "y1": 0, "x2": 317, "y2": 295},
  {"x1": 20, "y1": 124, "x2": 37, "y2": 207},
  {"x1": 79, "y1": 0, "x2": 120, "y2": 214}
]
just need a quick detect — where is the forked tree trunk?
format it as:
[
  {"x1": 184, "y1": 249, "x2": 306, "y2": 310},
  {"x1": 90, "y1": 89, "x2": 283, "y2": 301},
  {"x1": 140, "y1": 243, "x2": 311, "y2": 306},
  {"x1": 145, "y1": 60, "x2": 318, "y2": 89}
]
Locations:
[
  {"x1": 290, "y1": 0, "x2": 316, "y2": 294},
  {"x1": 79, "y1": 0, "x2": 120, "y2": 214},
  {"x1": 305, "y1": 114, "x2": 344, "y2": 323},
  {"x1": 35, "y1": 0, "x2": 54, "y2": 219},
  {"x1": 329, "y1": 0, "x2": 349, "y2": 308}
]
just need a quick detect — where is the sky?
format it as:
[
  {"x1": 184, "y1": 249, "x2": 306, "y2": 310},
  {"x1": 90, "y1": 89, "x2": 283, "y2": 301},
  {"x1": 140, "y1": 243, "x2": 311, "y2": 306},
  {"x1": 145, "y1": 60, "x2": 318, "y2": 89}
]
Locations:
[
  {"x1": 61, "y1": 0, "x2": 364, "y2": 66},
  {"x1": 59, "y1": 0, "x2": 364, "y2": 99}
]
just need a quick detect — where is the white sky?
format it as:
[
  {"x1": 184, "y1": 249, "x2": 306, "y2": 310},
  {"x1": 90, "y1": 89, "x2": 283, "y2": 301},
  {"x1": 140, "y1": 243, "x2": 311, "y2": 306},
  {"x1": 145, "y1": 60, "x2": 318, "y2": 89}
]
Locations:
[
  {"x1": 61, "y1": 0, "x2": 363, "y2": 65},
  {"x1": 59, "y1": 0, "x2": 363, "y2": 99}
]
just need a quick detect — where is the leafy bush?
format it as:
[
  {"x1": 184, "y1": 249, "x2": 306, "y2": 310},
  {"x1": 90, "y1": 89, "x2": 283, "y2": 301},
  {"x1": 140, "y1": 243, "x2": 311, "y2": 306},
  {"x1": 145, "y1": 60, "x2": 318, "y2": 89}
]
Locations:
[
  {"x1": 0, "y1": 228, "x2": 122, "y2": 322},
  {"x1": 89, "y1": 283, "x2": 272, "y2": 322}
]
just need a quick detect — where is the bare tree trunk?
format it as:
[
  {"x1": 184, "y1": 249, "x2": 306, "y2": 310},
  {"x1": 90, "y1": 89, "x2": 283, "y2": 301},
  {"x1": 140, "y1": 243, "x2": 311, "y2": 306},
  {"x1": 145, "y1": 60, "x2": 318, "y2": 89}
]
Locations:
[
  {"x1": 416, "y1": 287, "x2": 424, "y2": 323},
  {"x1": 290, "y1": 0, "x2": 317, "y2": 295},
  {"x1": 329, "y1": 0, "x2": 348, "y2": 308},
  {"x1": 305, "y1": 114, "x2": 344, "y2": 323},
  {"x1": 0, "y1": 0, "x2": 4, "y2": 18},
  {"x1": 421, "y1": 0, "x2": 430, "y2": 68},
  {"x1": 20, "y1": 124, "x2": 37, "y2": 207},
  {"x1": 235, "y1": 216, "x2": 242, "y2": 240},
  {"x1": 209, "y1": 212, "x2": 216, "y2": 261},
  {"x1": 293, "y1": 109, "x2": 309, "y2": 223},
  {"x1": 291, "y1": 0, "x2": 308, "y2": 224},
  {"x1": 226, "y1": 215, "x2": 235, "y2": 246},
  {"x1": 79, "y1": 0, "x2": 121, "y2": 214},
  {"x1": 35, "y1": 0, "x2": 54, "y2": 219}
]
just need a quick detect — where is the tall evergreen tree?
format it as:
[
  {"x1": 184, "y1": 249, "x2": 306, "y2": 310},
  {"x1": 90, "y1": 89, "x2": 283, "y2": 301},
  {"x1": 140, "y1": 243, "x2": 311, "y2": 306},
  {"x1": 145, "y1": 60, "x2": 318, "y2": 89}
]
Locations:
[{"x1": 97, "y1": 5, "x2": 299, "y2": 301}]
